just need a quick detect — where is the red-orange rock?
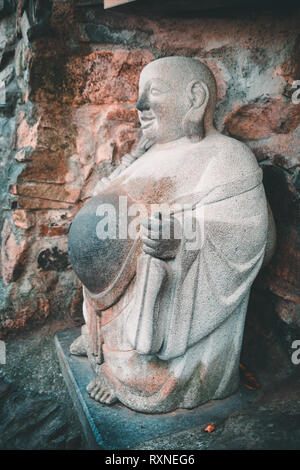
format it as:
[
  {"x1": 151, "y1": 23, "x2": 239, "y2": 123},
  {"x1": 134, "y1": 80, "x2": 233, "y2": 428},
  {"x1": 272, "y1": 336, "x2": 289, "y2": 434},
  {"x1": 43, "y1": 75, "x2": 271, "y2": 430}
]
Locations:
[
  {"x1": 73, "y1": 103, "x2": 139, "y2": 167},
  {"x1": 13, "y1": 210, "x2": 35, "y2": 230},
  {"x1": 1, "y1": 293, "x2": 50, "y2": 332},
  {"x1": 1, "y1": 220, "x2": 28, "y2": 285},
  {"x1": 266, "y1": 228, "x2": 300, "y2": 302},
  {"x1": 39, "y1": 223, "x2": 70, "y2": 238},
  {"x1": 106, "y1": 107, "x2": 138, "y2": 123},
  {"x1": 275, "y1": 299, "x2": 300, "y2": 328},
  {"x1": 69, "y1": 49, "x2": 154, "y2": 105},
  {"x1": 20, "y1": 151, "x2": 69, "y2": 184},
  {"x1": 223, "y1": 99, "x2": 300, "y2": 141},
  {"x1": 17, "y1": 197, "x2": 73, "y2": 210},
  {"x1": 201, "y1": 58, "x2": 228, "y2": 100},
  {"x1": 17, "y1": 114, "x2": 39, "y2": 149},
  {"x1": 14, "y1": 183, "x2": 81, "y2": 204}
]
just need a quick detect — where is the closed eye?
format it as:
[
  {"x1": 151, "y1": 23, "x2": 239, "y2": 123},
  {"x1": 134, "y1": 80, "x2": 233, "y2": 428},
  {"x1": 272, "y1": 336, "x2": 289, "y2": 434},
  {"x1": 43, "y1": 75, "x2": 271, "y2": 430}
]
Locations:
[{"x1": 150, "y1": 88, "x2": 163, "y2": 96}]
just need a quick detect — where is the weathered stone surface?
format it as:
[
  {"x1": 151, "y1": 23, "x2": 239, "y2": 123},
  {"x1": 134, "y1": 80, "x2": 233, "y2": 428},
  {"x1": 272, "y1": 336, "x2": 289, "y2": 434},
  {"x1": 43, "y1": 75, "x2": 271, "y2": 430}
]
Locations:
[
  {"x1": 80, "y1": 23, "x2": 135, "y2": 45},
  {"x1": 134, "y1": 389, "x2": 300, "y2": 450},
  {"x1": 39, "y1": 223, "x2": 70, "y2": 238},
  {"x1": 20, "y1": 151, "x2": 69, "y2": 183},
  {"x1": 0, "y1": 13, "x2": 16, "y2": 48},
  {"x1": 16, "y1": 112, "x2": 39, "y2": 148},
  {"x1": 0, "y1": 63, "x2": 14, "y2": 85},
  {"x1": 14, "y1": 182, "x2": 81, "y2": 204},
  {"x1": 12, "y1": 209, "x2": 35, "y2": 230},
  {"x1": 37, "y1": 247, "x2": 69, "y2": 272},
  {"x1": 16, "y1": 197, "x2": 73, "y2": 210},
  {"x1": 2, "y1": 318, "x2": 299, "y2": 450},
  {"x1": 223, "y1": 99, "x2": 300, "y2": 141},
  {"x1": 14, "y1": 149, "x2": 27, "y2": 162},
  {"x1": 1, "y1": 219, "x2": 28, "y2": 285},
  {"x1": 0, "y1": 1, "x2": 298, "y2": 364},
  {"x1": 0, "y1": 324, "x2": 85, "y2": 449},
  {"x1": 69, "y1": 49, "x2": 154, "y2": 105},
  {"x1": 1, "y1": 295, "x2": 50, "y2": 331}
]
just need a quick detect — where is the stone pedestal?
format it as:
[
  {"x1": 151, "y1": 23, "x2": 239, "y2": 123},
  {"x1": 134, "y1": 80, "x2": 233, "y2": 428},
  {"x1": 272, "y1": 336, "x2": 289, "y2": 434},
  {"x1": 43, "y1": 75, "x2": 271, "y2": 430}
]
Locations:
[{"x1": 55, "y1": 327, "x2": 257, "y2": 450}]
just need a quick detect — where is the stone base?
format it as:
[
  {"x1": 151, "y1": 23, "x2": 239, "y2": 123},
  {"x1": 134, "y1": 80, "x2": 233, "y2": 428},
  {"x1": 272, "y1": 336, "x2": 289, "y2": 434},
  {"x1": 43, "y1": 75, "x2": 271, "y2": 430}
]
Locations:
[{"x1": 55, "y1": 327, "x2": 257, "y2": 450}]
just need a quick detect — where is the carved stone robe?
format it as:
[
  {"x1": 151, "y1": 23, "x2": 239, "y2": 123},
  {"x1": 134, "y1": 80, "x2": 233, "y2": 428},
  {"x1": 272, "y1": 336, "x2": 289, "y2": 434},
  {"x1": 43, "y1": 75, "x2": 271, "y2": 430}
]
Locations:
[{"x1": 83, "y1": 133, "x2": 270, "y2": 413}]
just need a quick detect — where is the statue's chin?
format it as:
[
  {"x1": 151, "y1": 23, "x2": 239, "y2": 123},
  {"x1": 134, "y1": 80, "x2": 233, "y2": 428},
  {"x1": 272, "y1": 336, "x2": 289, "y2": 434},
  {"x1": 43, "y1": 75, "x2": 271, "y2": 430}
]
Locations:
[{"x1": 141, "y1": 122, "x2": 158, "y2": 142}]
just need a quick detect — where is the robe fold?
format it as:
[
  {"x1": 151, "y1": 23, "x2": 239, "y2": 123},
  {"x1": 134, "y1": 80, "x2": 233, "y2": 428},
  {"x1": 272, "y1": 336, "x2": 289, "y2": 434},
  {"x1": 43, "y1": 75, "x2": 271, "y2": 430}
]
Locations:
[{"x1": 126, "y1": 166, "x2": 268, "y2": 361}]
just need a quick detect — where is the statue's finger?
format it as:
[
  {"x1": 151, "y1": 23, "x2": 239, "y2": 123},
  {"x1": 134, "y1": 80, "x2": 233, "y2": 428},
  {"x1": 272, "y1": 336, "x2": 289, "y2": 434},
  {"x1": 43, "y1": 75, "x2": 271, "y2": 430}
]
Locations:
[
  {"x1": 141, "y1": 236, "x2": 159, "y2": 248},
  {"x1": 142, "y1": 245, "x2": 157, "y2": 256},
  {"x1": 142, "y1": 215, "x2": 171, "y2": 228},
  {"x1": 141, "y1": 221, "x2": 160, "y2": 237},
  {"x1": 141, "y1": 218, "x2": 151, "y2": 229},
  {"x1": 142, "y1": 217, "x2": 159, "y2": 228},
  {"x1": 145, "y1": 218, "x2": 164, "y2": 231}
]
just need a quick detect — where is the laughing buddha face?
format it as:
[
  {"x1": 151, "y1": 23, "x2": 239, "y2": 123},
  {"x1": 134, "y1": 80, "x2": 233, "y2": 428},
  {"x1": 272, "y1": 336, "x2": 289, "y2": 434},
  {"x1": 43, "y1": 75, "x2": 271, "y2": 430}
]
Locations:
[{"x1": 136, "y1": 59, "x2": 192, "y2": 144}]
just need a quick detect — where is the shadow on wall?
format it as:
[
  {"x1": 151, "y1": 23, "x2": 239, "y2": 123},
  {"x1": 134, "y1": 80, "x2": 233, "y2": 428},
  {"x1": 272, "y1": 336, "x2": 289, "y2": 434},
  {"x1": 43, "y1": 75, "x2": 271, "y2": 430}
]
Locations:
[{"x1": 241, "y1": 161, "x2": 300, "y2": 382}]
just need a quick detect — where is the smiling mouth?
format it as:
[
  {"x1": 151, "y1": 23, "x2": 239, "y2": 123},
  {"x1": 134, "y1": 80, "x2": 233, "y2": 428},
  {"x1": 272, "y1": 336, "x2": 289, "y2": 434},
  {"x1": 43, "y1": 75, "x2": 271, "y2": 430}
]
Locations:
[
  {"x1": 140, "y1": 118, "x2": 155, "y2": 130},
  {"x1": 139, "y1": 113, "x2": 155, "y2": 129}
]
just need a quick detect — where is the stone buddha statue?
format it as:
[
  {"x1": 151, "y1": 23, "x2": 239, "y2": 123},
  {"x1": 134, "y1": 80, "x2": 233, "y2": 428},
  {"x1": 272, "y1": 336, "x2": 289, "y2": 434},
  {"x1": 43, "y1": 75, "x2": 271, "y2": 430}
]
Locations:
[{"x1": 68, "y1": 57, "x2": 276, "y2": 413}]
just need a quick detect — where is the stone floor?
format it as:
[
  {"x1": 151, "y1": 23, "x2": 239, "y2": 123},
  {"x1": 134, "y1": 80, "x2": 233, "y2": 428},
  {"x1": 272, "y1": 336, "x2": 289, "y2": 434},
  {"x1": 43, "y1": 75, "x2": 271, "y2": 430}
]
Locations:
[
  {"x1": 133, "y1": 374, "x2": 300, "y2": 450},
  {"x1": 0, "y1": 317, "x2": 300, "y2": 450},
  {"x1": 0, "y1": 321, "x2": 85, "y2": 450}
]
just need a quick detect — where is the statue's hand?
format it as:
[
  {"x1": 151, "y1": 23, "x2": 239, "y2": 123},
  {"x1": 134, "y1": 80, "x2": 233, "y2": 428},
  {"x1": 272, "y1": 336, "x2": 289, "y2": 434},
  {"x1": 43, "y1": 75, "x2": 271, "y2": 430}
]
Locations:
[
  {"x1": 141, "y1": 212, "x2": 181, "y2": 260},
  {"x1": 131, "y1": 135, "x2": 155, "y2": 159},
  {"x1": 92, "y1": 137, "x2": 155, "y2": 197}
]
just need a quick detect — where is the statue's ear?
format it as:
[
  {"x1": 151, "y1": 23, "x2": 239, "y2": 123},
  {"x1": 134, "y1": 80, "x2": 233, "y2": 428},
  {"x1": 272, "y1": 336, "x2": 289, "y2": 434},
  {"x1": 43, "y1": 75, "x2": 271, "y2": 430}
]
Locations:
[
  {"x1": 183, "y1": 80, "x2": 209, "y2": 141},
  {"x1": 187, "y1": 80, "x2": 209, "y2": 109}
]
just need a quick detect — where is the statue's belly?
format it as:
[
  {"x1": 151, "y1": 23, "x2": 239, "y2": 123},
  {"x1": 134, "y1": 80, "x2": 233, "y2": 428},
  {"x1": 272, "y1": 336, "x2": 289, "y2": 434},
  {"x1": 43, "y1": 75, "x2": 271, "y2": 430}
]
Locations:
[
  {"x1": 68, "y1": 183, "x2": 145, "y2": 310},
  {"x1": 68, "y1": 170, "x2": 190, "y2": 309}
]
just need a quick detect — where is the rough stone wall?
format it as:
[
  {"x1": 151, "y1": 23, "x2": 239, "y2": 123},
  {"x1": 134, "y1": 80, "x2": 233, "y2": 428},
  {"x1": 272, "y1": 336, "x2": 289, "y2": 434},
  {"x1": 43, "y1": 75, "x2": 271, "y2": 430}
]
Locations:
[{"x1": 0, "y1": 2, "x2": 299, "y2": 350}]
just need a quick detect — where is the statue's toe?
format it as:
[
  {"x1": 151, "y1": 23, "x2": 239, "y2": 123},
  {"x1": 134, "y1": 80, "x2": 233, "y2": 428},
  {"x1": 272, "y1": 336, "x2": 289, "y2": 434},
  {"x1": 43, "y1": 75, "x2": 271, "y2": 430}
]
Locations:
[
  {"x1": 95, "y1": 388, "x2": 105, "y2": 401},
  {"x1": 86, "y1": 378, "x2": 98, "y2": 393},
  {"x1": 93, "y1": 386, "x2": 117, "y2": 404},
  {"x1": 86, "y1": 370, "x2": 118, "y2": 405},
  {"x1": 90, "y1": 383, "x2": 101, "y2": 398},
  {"x1": 104, "y1": 392, "x2": 118, "y2": 405}
]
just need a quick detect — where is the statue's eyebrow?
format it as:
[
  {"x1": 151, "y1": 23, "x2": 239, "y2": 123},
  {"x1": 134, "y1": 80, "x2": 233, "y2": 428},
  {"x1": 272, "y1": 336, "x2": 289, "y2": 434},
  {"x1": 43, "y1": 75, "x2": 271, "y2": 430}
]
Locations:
[{"x1": 147, "y1": 78, "x2": 171, "y2": 92}]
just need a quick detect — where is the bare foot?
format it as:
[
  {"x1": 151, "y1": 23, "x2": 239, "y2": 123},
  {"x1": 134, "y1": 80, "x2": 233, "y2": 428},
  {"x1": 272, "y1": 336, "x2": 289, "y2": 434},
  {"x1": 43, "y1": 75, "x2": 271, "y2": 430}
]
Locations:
[
  {"x1": 87, "y1": 372, "x2": 118, "y2": 405},
  {"x1": 70, "y1": 334, "x2": 88, "y2": 357}
]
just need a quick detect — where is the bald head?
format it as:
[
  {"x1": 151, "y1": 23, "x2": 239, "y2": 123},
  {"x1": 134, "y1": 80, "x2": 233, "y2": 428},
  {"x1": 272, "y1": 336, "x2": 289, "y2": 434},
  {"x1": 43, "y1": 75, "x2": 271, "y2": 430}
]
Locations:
[
  {"x1": 137, "y1": 56, "x2": 218, "y2": 143},
  {"x1": 141, "y1": 57, "x2": 217, "y2": 106}
]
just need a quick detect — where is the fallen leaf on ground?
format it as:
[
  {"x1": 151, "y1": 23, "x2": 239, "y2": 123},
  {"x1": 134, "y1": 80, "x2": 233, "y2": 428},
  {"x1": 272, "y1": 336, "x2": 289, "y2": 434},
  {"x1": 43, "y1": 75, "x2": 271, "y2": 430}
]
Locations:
[
  {"x1": 239, "y1": 362, "x2": 260, "y2": 390},
  {"x1": 204, "y1": 424, "x2": 215, "y2": 433}
]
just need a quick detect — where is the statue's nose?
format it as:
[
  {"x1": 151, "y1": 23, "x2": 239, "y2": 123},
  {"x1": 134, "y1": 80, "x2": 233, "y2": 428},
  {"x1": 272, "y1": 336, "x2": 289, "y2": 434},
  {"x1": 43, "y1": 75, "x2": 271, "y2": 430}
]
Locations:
[{"x1": 136, "y1": 97, "x2": 150, "y2": 112}]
